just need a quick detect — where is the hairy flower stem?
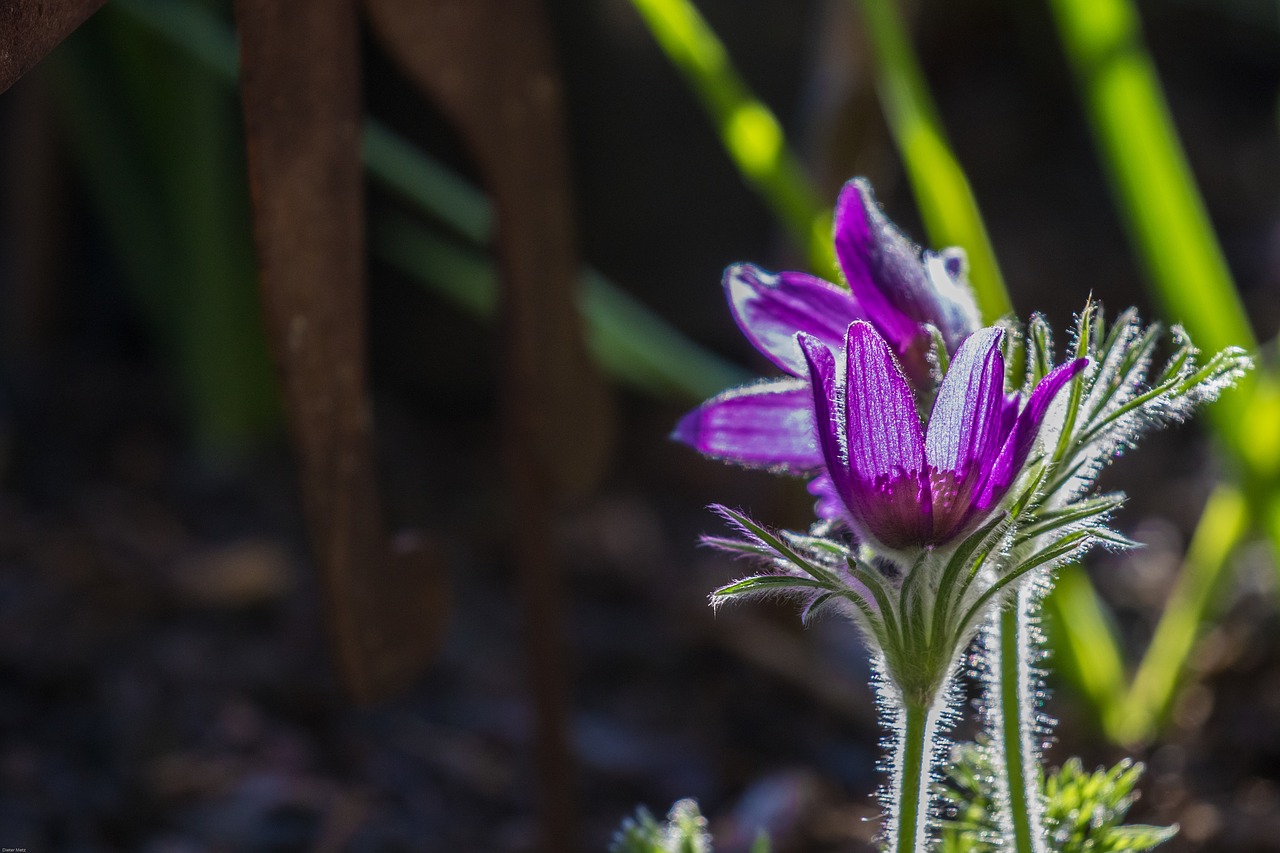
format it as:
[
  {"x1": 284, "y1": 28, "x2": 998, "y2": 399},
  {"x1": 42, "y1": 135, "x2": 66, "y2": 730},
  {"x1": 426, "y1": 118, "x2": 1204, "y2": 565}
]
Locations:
[
  {"x1": 893, "y1": 696, "x2": 942, "y2": 853},
  {"x1": 992, "y1": 588, "x2": 1046, "y2": 853}
]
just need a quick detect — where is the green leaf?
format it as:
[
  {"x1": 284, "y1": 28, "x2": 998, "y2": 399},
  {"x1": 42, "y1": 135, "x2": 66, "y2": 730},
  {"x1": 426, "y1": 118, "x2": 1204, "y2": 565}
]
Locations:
[
  {"x1": 1015, "y1": 494, "x2": 1125, "y2": 545},
  {"x1": 1105, "y1": 824, "x2": 1181, "y2": 850},
  {"x1": 712, "y1": 575, "x2": 830, "y2": 598},
  {"x1": 714, "y1": 507, "x2": 840, "y2": 586},
  {"x1": 938, "y1": 746, "x2": 1178, "y2": 853},
  {"x1": 610, "y1": 807, "x2": 665, "y2": 853},
  {"x1": 627, "y1": 0, "x2": 833, "y2": 275},
  {"x1": 1115, "y1": 484, "x2": 1249, "y2": 745},
  {"x1": 857, "y1": 0, "x2": 1012, "y2": 321},
  {"x1": 609, "y1": 800, "x2": 713, "y2": 853}
]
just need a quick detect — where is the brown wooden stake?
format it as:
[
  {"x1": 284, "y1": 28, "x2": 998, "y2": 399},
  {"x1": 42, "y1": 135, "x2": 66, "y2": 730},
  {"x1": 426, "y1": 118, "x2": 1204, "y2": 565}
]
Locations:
[
  {"x1": 364, "y1": 1, "x2": 614, "y2": 849},
  {"x1": 235, "y1": 0, "x2": 449, "y2": 704},
  {"x1": 2, "y1": 69, "x2": 66, "y2": 362},
  {"x1": 2, "y1": 5, "x2": 606, "y2": 846},
  {"x1": 0, "y1": 0, "x2": 105, "y2": 95}
]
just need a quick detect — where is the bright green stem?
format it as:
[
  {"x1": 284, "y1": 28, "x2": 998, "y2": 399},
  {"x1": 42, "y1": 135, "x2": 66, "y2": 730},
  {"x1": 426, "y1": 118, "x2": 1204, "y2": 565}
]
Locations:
[
  {"x1": 1045, "y1": 0, "x2": 1278, "y2": 479},
  {"x1": 854, "y1": 6, "x2": 1041, "y2": 849},
  {"x1": 894, "y1": 698, "x2": 933, "y2": 853},
  {"x1": 628, "y1": 0, "x2": 834, "y2": 276},
  {"x1": 1116, "y1": 484, "x2": 1249, "y2": 744},
  {"x1": 995, "y1": 591, "x2": 1045, "y2": 853},
  {"x1": 856, "y1": 0, "x2": 1012, "y2": 322},
  {"x1": 1043, "y1": 566, "x2": 1126, "y2": 733}
]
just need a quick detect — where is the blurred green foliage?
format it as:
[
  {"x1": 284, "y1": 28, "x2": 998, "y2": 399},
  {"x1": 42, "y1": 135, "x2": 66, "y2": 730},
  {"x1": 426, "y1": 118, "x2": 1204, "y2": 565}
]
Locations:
[
  {"x1": 856, "y1": 0, "x2": 1011, "y2": 323},
  {"x1": 938, "y1": 745, "x2": 1177, "y2": 853},
  {"x1": 52, "y1": 0, "x2": 278, "y2": 453},
  {"x1": 609, "y1": 799, "x2": 772, "y2": 853},
  {"x1": 628, "y1": 0, "x2": 835, "y2": 278},
  {"x1": 71, "y1": 0, "x2": 750, "y2": 419},
  {"x1": 1042, "y1": 0, "x2": 1280, "y2": 747},
  {"x1": 609, "y1": 799, "x2": 720, "y2": 853}
]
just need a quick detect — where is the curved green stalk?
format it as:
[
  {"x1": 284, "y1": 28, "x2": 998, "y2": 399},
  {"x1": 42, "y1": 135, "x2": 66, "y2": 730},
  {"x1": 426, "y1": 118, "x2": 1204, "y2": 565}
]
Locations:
[
  {"x1": 1048, "y1": 0, "x2": 1280, "y2": 476},
  {"x1": 993, "y1": 591, "x2": 1045, "y2": 853},
  {"x1": 1043, "y1": 565, "x2": 1127, "y2": 733},
  {"x1": 856, "y1": 0, "x2": 1011, "y2": 322},
  {"x1": 893, "y1": 697, "x2": 938, "y2": 853},
  {"x1": 854, "y1": 4, "x2": 1042, "y2": 851},
  {"x1": 1044, "y1": 0, "x2": 1255, "y2": 361},
  {"x1": 628, "y1": 0, "x2": 835, "y2": 276},
  {"x1": 1046, "y1": 0, "x2": 1280, "y2": 489},
  {"x1": 1115, "y1": 484, "x2": 1249, "y2": 743},
  {"x1": 1045, "y1": 0, "x2": 1280, "y2": 747}
]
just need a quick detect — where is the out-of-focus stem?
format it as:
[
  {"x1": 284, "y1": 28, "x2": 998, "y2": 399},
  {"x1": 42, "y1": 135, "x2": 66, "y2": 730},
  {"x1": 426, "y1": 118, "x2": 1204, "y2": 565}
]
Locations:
[
  {"x1": 628, "y1": 0, "x2": 835, "y2": 275},
  {"x1": 1116, "y1": 484, "x2": 1249, "y2": 744},
  {"x1": 1046, "y1": 0, "x2": 1278, "y2": 481},
  {"x1": 856, "y1": 0, "x2": 1011, "y2": 322}
]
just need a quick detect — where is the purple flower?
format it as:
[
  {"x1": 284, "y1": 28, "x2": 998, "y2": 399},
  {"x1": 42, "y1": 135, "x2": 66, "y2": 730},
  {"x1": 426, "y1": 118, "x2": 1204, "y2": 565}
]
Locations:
[
  {"x1": 674, "y1": 178, "x2": 981, "y2": 472},
  {"x1": 833, "y1": 179, "x2": 980, "y2": 368},
  {"x1": 799, "y1": 322, "x2": 1086, "y2": 550}
]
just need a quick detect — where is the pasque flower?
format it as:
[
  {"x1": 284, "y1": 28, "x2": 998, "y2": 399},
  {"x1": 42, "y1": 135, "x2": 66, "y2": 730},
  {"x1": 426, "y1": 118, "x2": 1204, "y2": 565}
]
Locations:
[
  {"x1": 678, "y1": 169, "x2": 1251, "y2": 853},
  {"x1": 800, "y1": 322, "x2": 1085, "y2": 550},
  {"x1": 674, "y1": 178, "x2": 981, "y2": 475}
]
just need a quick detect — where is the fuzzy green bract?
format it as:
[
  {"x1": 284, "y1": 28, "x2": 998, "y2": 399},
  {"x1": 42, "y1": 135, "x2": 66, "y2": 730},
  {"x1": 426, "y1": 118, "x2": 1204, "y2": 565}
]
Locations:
[
  {"x1": 937, "y1": 745, "x2": 1177, "y2": 853},
  {"x1": 704, "y1": 300, "x2": 1249, "y2": 705},
  {"x1": 701, "y1": 301, "x2": 1246, "y2": 850},
  {"x1": 609, "y1": 800, "x2": 753, "y2": 853}
]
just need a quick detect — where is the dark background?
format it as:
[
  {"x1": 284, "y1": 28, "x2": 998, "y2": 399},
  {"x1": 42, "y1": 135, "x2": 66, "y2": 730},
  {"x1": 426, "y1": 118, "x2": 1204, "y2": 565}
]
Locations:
[{"x1": 0, "y1": 0, "x2": 1277, "y2": 850}]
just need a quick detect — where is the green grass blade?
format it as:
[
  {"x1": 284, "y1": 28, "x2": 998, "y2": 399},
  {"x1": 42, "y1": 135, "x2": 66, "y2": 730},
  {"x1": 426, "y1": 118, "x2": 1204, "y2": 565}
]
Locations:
[
  {"x1": 116, "y1": 0, "x2": 494, "y2": 248},
  {"x1": 856, "y1": 0, "x2": 1012, "y2": 322},
  {"x1": 1047, "y1": 0, "x2": 1280, "y2": 744},
  {"x1": 580, "y1": 268, "x2": 752, "y2": 399},
  {"x1": 372, "y1": 213, "x2": 749, "y2": 401},
  {"x1": 114, "y1": 0, "x2": 750, "y2": 403},
  {"x1": 1115, "y1": 484, "x2": 1250, "y2": 745},
  {"x1": 1045, "y1": 0, "x2": 1279, "y2": 477},
  {"x1": 627, "y1": 0, "x2": 834, "y2": 276},
  {"x1": 372, "y1": 213, "x2": 499, "y2": 318},
  {"x1": 1043, "y1": 565, "x2": 1128, "y2": 736},
  {"x1": 55, "y1": 5, "x2": 279, "y2": 451},
  {"x1": 363, "y1": 123, "x2": 492, "y2": 246},
  {"x1": 1046, "y1": 0, "x2": 1253, "y2": 358},
  {"x1": 113, "y1": 0, "x2": 238, "y2": 81}
]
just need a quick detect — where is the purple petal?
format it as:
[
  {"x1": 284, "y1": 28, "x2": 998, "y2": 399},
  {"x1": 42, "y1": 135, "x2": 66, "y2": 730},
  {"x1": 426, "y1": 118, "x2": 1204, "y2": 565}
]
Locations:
[
  {"x1": 840, "y1": 322, "x2": 932, "y2": 549},
  {"x1": 834, "y1": 180, "x2": 927, "y2": 356},
  {"x1": 922, "y1": 249, "x2": 983, "y2": 349},
  {"x1": 924, "y1": 328, "x2": 1008, "y2": 540},
  {"x1": 834, "y1": 180, "x2": 984, "y2": 367},
  {"x1": 798, "y1": 333, "x2": 851, "y2": 501},
  {"x1": 724, "y1": 263, "x2": 864, "y2": 376},
  {"x1": 940, "y1": 247, "x2": 966, "y2": 280},
  {"x1": 807, "y1": 474, "x2": 847, "y2": 523},
  {"x1": 673, "y1": 379, "x2": 823, "y2": 472},
  {"x1": 997, "y1": 391, "x2": 1022, "y2": 442},
  {"x1": 978, "y1": 357, "x2": 1089, "y2": 508}
]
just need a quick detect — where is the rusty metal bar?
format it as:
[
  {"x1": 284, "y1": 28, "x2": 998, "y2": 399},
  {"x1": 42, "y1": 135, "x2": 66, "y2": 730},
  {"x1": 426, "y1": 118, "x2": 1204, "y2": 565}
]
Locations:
[
  {"x1": 364, "y1": 1, "x2": 613, "y2": 848},
  {"x1": 0, "y1": 0, "x2": 104, "y2": 94},
  {"x1": 235, "y1": 0, "x2": 449, "y2": 704}
]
